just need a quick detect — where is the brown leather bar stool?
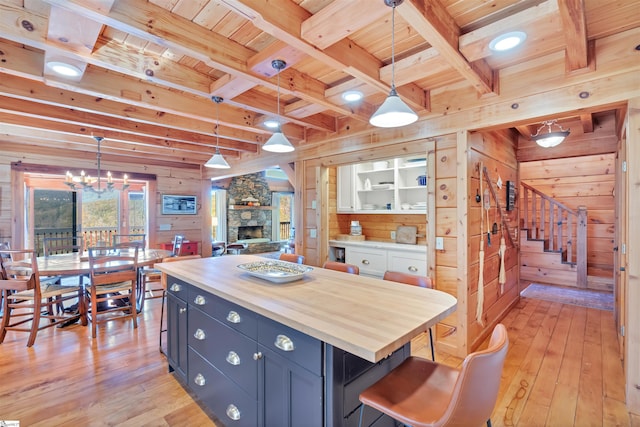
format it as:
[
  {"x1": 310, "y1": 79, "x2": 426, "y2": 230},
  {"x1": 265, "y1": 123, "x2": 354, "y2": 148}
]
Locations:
[
  {"x1": 322, "y1": 260, "x2": 359, "y2": 275},
  {"x1": 383, "y1": 270, "x2": 435, "y2": 361},
  {"x1": 279, "y1": 253, "x2": 305, "y2": 264},
  {"x1": 358, "y1": 324, "x2": 508, "y2": 427}
]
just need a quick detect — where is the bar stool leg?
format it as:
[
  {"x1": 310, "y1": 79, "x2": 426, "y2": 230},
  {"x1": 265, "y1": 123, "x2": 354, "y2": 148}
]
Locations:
[{"x1": 159, "y1": 290, "x2": 167, "y2": 354}]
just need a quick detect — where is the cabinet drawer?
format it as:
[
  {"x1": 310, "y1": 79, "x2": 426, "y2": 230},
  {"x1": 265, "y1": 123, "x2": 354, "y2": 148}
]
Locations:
[
  {"x1": 188, "y1": 307, "x2": 258, "y2": 398},
  {"x1": 166, "y1": 276, "x2": 191, "y2": 300},
  {"x1": 258, "y1": 317, "x2": 322, "y2": 375},
  {"x1": 187, "y1": 288, "x2": 258, "y2": 339},
  {"x1": 345, "y1": 247, "x2": 387, "y2": 277},
  {"x1": 388, "y1": 252, "x2": 427, "y2": 277},
  {"x1": 214, "y1": 296, "x2": 258, "y2": 339},
  {"x1": 188, "y1": 348, "x2": 258, "y2": 427}
]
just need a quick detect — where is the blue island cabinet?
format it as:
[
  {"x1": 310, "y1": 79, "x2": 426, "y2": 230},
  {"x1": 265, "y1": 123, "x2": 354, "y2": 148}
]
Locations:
[{"x1": 166, "y1": 275, "x2": 407, "y2": 427}]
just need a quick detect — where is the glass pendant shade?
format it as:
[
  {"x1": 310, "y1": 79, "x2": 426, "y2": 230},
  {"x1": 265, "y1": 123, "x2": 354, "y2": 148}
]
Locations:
[
  {"x1": 533, "y1": 133, "x2": 568, "y2": 148},
  {"x1": 369, "y1": 87, "x2": 418, "y2": 128},
  {"x1": 263, "y1": 131, "x2": 295, "y2": 153},
  {"x1": 205, "y1": 147, "x2": 230, "y2": 168}
]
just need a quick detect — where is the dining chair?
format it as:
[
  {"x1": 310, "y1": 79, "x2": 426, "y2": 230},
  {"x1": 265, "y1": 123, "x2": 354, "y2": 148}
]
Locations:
[
  {"x1": 279, "y1": 253, "x2": 305, "y2": 264},
  {"x1": 87, "y1": 245, "x2": 139, "y2": 338},
  {"x1": 112, "y1": 233, "x2": 146, "y2": 251},
  {"x1": 0, "y1": 248, "x2": 86, "y2": 347},
  {"x1": 357, "y1": 323, "x2": 509, "y2": 427},
  {"x1": 158, "y1": 254, "x2": 201, "y2": 354},
  {"x1": 383, "y1": 270, "x2": 435, "y2": 361},
  {"x1": 43, "y1": 235, "x2": 86, "y2": 296},
  {"x1": 140, "y1": 234, "x2": 185, "y2": 303},
  {"x1": 322, "y1": 260, "x2": 359, "y2": 275},
  {"x1": 171, "y1": 234, "x2": 185, "y2": 256}
]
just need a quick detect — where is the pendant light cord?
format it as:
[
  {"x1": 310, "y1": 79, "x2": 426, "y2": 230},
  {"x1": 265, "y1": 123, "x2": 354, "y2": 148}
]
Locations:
[
  {"x1": 276, "y1": 69, "x2": 281, "y2": 128},
  {"x1": 391, "y1": 4, "x2": 396, "y2": 90}
]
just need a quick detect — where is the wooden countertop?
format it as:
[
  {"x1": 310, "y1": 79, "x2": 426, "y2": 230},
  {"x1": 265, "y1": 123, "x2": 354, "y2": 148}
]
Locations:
[
  {"x1": 156, "y1": 255, "x2": 457, "y2": 362},
  {"x1": 329, "y1": 239, "x2": 426, "y2": 253}
]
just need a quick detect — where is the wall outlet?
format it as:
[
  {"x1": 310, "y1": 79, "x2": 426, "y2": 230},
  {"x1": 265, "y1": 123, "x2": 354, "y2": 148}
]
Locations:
[
  {"x1": 159, "y1": 223, "x2": 171, "y2": 231},
  {"x1": 435, "y1": 236, "x2": 444, "y2": 250},
  {"x1": 390, "y1": 231, "x2": 396, "y2": 240},
  {"x1": 310, "y1": 228, "x2": 317, "y2": 238}
]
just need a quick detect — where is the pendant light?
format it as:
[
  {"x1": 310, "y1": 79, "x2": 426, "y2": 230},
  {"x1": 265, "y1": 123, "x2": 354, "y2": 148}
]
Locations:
[
  {"x1": 263, "y1": 59, "x2": 295, "y2": 153},
  {"x1": 369, "y1": 0, "x2": 418, "y2": 128},
  {"x1": 205, "y1": 96, "x2": 231, "y2": 169},
  {"x1": 531, "y1": 119, "x2": 570, "y2": 148}
]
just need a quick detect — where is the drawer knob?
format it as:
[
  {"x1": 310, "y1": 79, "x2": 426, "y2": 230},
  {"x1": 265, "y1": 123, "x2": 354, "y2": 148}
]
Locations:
[
  {"x1": 193, "y1": 328, "x2": 206, "y2": 340},
  {"x1": 408, "y1": 266, "x2": 418, "y2": 272},
  {"x1": 226, "y1": 351, "x2": 241, "y2": 365},
  {"x1": 169, "y1": 283, "x2": 182, "y2": 292},
  {"x1": 361, "y1": 259, "x2": 370, "y2": 265},
  {"x1": 194, "y1": 373, "x2": 206, "y2": 387},
  {"x1": 179, "y1": 307, "x2": 187, "y2": 314},
  {"x1": 194, "y1": 295, "x2": 206, "y2": 305},
  {"x1": 226, "y1": 404, "x2": 241, "y2": 421},
  {"x1": 226, "y1": 310, "x2": 241, "y2": 324},
  {"x1": 253, "y1": 351, "x2": 263, "y2": 360},
  {"x1": 275, "y1": 334, "x2": 295, "y2": 352}
]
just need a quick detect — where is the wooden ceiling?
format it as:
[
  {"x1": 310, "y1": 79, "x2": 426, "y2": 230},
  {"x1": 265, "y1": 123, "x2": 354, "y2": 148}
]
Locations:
[{"x1": 0, "y1": 0, "x2": 638, "y2": 170}]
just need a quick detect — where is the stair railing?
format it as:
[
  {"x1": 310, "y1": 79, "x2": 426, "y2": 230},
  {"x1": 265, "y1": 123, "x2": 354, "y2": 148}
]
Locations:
[{"x1": 520, "y1": 182, "x2": 587, "y2": 287}]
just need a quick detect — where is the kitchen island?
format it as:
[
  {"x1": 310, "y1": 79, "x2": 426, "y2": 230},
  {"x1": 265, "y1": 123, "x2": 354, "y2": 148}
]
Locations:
[{"x1": 156, "y1": 255, "x2": 456, "y2": 427}]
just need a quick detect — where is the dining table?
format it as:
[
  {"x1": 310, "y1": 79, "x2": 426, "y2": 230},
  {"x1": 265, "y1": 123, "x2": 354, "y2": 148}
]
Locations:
[{"x1": 37, "y1": 248, "x2": 173, "y2": 313}]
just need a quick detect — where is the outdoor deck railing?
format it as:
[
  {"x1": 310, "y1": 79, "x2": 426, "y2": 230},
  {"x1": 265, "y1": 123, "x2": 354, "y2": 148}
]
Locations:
[{"x1": 34, "y1": 227, "x2": 145, "y2": 256}]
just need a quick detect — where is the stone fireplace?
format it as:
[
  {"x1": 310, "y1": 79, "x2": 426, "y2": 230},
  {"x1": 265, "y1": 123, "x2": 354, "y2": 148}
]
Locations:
[{"x1": 227, "y1": 173, "x2": 273, "y2": 244}]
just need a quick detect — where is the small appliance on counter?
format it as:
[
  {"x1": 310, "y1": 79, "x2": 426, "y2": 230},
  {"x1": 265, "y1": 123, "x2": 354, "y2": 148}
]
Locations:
[{"x1": 350, "y1": 221, "x2": 362, "y2": 236}]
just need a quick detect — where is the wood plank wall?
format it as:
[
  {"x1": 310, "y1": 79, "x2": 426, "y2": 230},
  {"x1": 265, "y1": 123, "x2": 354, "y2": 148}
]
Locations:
[
  {"x1": 0, "y1": 146, "x2": 209, "y2": 255},
  {"x1": 433, "y1": 133, "x2": 462, "y2": 355},
  {"x1": 467, "y1": 130, "x2": 520, "y2": 351},
  {"x1": 520, "y1": 154, "x2": 616, "y2": 285}
]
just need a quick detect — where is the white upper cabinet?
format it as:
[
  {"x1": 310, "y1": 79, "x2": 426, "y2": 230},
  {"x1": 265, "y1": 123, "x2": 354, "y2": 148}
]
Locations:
[{"x1": 337, "y1": 157, "x2": 427, "y2": 214}]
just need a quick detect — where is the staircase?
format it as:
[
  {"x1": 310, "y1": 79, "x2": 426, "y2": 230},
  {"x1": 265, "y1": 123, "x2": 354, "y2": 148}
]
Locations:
[{"x1": 519, "y1": 182, "x2": 588, "y2": 288}]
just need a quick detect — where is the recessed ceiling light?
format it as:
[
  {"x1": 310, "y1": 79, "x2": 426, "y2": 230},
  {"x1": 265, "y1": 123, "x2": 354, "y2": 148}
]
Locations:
[
  {"x1": 264, "y1": 119, "x2": 280, "y2": 129},
  {"x1": 489, "y1": 31, "x2": 526, "y2": 52},
  {"x1": 46, "y1": 61, "x2": 82, "y2": 77},
  {"x1": 342, "y1": 90, "x2": 363, "y2": 102}
]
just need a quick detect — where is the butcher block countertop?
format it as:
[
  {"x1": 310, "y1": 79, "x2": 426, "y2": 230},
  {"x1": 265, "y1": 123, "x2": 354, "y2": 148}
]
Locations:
[{"x1": 156, "y1": 255, "x2": 457, "y2": 362}]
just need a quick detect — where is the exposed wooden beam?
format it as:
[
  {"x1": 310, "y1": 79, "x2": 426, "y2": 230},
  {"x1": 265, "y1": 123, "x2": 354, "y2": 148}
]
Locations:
[
  {"x1": 40, "y1": 0, "x2": 353, "y2": 124},
  {"x1": 399, "y1": 0, "x2": 494, "y2": 95},
  {"x1": 300, "y1": 0, "x2": 387, "y2": 50},
  {"x1": 558, "y1": 0, "x2": 589, "y2": 71},
  {"x1": 580, "y1": 113, "x2": 594, "y2": 133},
  {"x1": 219, "y1": 0, "x2": 427, "y2": 111}
]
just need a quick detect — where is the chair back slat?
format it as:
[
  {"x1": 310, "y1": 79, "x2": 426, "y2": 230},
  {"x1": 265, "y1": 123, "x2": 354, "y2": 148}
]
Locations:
[
  {"x1": 88, "y1": 246, "x2": 139, "y2": 286},
  {"x1": 43, "y1": 236, "x2": 84, "y2": 257},
  {"x1": 112, "y1": 234, "x2": 146, "y2": 251}
]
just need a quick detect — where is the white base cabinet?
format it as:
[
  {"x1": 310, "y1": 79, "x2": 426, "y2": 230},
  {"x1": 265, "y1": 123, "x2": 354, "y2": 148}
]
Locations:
[{"x1": 331, "y1": 241, "x2": 427, "y2": 279}]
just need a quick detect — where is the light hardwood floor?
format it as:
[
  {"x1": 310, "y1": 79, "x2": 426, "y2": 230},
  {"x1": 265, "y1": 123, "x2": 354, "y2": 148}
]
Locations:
[{"x1": 1, "y1": 292, "x2": 639, "y2": 426}]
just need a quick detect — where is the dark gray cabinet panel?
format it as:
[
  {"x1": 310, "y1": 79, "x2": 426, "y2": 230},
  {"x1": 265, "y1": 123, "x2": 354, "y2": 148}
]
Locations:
[
  {"x1": 166, "y1": 292, "x2": 188, "y2": 381},
  {"x1": 260, "y1": 345, "x2": 323, "y2": 427}
]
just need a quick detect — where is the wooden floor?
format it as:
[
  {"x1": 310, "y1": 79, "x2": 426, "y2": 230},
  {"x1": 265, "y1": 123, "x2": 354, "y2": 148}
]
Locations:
[{"x1": 1, "y1": 291, "x2": 639, "y2": 426}]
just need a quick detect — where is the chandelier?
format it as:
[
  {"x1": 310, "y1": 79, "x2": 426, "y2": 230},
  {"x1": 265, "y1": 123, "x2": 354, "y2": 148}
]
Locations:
[{"x1": 65, "y1": 136, "x2": 129, "y2": 196}]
